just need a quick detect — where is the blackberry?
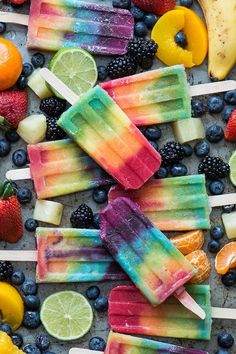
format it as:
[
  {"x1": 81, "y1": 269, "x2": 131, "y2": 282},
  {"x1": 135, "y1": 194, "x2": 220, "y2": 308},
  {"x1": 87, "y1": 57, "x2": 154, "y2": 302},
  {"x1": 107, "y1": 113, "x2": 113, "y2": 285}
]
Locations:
[
  {"x1": 159, "y1": 142, "x2": 185, "y2": 166},
  {"x1": 46, "y1": 117, "x2": 67, "y2": 141},
  {"x1": 0, "y1": 261, "x2": 13, "y2": 280},
  {"x1": 40, "y1": 97, "x2": 67, "y2": 117},
  {"x1": 107, "y1": 55, "x2": 137, "y2": 79},
  {"x1": 127, "y1": 38, "x2": 157, "y2": 69},
  {"x1": 198, "y1": 156, "x2": 230, "y2": 180},
  {"x1": 70, "y1": 204, "x2": 94, "y2": 228}
]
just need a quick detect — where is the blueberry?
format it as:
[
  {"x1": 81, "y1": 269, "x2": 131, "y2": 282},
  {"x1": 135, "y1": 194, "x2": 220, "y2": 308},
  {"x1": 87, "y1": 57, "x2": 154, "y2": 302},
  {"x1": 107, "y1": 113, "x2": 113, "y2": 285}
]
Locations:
[
  {"x1": 215, "y1": 350, "x2": 229, "y2": 354},
  {"x1": 180, "y1": 0, "x2": 193, "y2": 7},
  {"x1": 222, "y1": 106, "x2": 236, "y2": 123},
  {"x1": 206, "y1": 124, "x2": 224, "y2": 143},
  {"x1": 130, "y1": 6, "x2": 145, "y2": 21},
  {"x1": 16, "y1": 75, "x2": 28, "y2": 90},
  {"x1": 175, "y1": 31, "x2": 188, "y2": 48},
  {"x1": 182, "y1": 143, "x2": 193, "y2": 157},
  {"x1": 24, "y1": 218, "x2": 39, "y2": 232},
  {"x1": 210, "y1": 225, "x2": 224, "y2": 240},
  {"x1": 11, "y1": 333, "x2": 23, "y2": 348},
  {"x1": 36, "y1": 333, "x2": 50, "y2": 351},
  {"x1": 17, "y1": 188, "x2": 32, "y2": 204},
  {"x1": 0, "y1": 22, "x2": 6, "y2": 34},
  {"x1": 0, "y1": 323, "x2": 12, "y2": 336},
  {"x1": 170, "y1": 163, "x2": 188, "y2": 177},
  {"x1": 22, "y1": 63, "x2": 34, "y2": 77},
  {"x1": 149, "y1": 140, "x2": 158, "y2": 150},
  {"x1": 0, "y1": 139, "x2": 11, "y2": 157},
  {"x1": 191, "y1": 99, "x2": 207, "y2": 117},
  {"x1": 143, "y1": 126, "x2": 161, "y2": 141},
  {"x1": 12, "y1": 149, "x2": 28, "y2": 167},
  {"x1": 207, "y1": 240, "x2": 221, "y2": 253},
  {"x1": 134, "y1": 21, "x2": 148, "y2": 37},
  {"x1": 23, "y1": 311, "x2": 40, "y2": 329},
  {"x1": 208, "y1": 96, "x2": 225, "y2": 113},
  {"x1": 5, "y1": 130, "x2": 20, "y2": 143},
  {"x1": 94, "y1": 296, "x2": 108, "y2": 312},
  {"x1": 22, "y1": 279, "x2": 38, "y2": 295},
  {"x1": 209, "y1": 180, "x2": 225, "y2": 195},
  {"x1": 86, "y1": 285, "x2": 100, "y2": 300},
  {"x1": 222, "y1": 270, "x2": 236, "y2": 287},
  {"x1": 24, "y1": 295, "x2": 40, "y2": 310},
  {"x1": 92, "y1": 187, "x2": 108, "y2": 204},
  {"x1": 97, "y1": 66, "x2": 108, "y2": 82},
  {"x1": 143, "y1": 13, "x2": 158, "y2": 29},
  {"x1": 218, "y1": 332, "x2": 234, "y2": 348},
  {"x1": 93, "y1": 213, "x2": 101, "y2": 229},
  {"x1": 112, "y1": 0, "x2": 131, "y2": 9},
  {"x1": 154, "y1": 166, "x2": 169, "y2": 179},
  {"x1": 194, "y1": 140, "x2": 210, "y2": 158},
  {"x1": 89, "y1": 337, "x2": 106, "y2": 351},
  {"x1": 23, "y1": 344, "x2": 41, "y2": 354},
  {"x1": 31, "y1": 53, "x2": 45, "y2": 68},
  {"x1": 224, "y1": 90, "x2": 236, "y2": 105},
  {"x1": 11, "y1": 271, "x2": 25, "y2": 285},
  {"x1": 222, "y1": 205, "x2": 235, "y2": 213}
]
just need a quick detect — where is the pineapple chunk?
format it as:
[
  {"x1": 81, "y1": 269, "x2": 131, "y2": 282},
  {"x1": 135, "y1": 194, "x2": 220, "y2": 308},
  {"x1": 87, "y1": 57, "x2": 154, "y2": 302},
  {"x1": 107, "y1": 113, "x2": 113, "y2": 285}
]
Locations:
[
  {"x1": 28, "y1": 69, "x2": 53, "y2": 99},
  {"x1": 172, "y1": 118, "x2": 205, "y2": 144},
  {"x1": 222, "y1": 212, "x2": 236, "y2": 239},
  {"x1": 33, "y1": 200, "x2": 64, "y2": 225},
  {"x1": 17, "y1": 114, "x2": 46, "y2": 144}
]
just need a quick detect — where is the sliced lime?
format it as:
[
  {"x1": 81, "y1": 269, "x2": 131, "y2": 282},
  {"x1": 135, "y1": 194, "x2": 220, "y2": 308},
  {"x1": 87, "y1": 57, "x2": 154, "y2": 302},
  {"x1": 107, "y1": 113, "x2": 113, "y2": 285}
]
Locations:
[
  {"x1": 49, "y1": 48, "x2": 98, "y2": 99},
  {"x1": 229, "y1": 151, "x2": 236, "y2": 186},
  {"x1": 40, "y1": 291, "x2": 93, "y2": 341}
]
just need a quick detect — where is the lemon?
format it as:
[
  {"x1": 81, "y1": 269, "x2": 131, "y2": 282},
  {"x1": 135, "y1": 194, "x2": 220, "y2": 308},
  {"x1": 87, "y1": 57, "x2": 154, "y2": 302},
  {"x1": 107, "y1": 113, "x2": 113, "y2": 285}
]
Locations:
[
  {"x1": 49, "y1": 48, "x2": 98, "y2": 99},
  {"x1": 229, "y1": 150, "x2": 236, "y2": 186},
  {"x1": 40, "y1": 291, "x2": 93, "y2": 341}
]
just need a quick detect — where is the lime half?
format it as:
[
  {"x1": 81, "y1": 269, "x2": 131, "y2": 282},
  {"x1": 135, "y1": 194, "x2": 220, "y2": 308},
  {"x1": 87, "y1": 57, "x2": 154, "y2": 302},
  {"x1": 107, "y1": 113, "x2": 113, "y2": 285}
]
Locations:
[
  {"x1": 229, "y1": 151, "x2": 236, "y2": 186},
  {"x1": 40, "y1": 291, "x2": 93, "y2": 341},
  {"x1": 49, "y1": 48, "x2": 98, "y2": 99}
]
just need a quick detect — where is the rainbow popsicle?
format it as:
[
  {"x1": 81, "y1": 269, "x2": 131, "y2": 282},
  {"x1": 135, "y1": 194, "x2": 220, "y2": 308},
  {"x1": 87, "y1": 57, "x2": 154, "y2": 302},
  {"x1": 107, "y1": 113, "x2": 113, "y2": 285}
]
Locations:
[
  {"x1": 109, "y1": 175, "x2": 211, "y2": 231},
  {"x1": 58, "y1": 86, "x2": 161, "y2": 189},
  {"x1": 100, "y1": 65, "x2": 191, "y2": 126},
  {"x1": 109, "y1": 285, "x2": 212, "y2": 340},
  {"x1": 36, "y1": 227, "x2": 127, "y2": 282},
  {"x1": 27, "y1": 139, "x2": 113, "y2": 199},
  {"x1": 100, "y1": 197, "x2": 196, "y2": 306},
  {"x1": 27, "y1": 0, "x2": 134, "y2": 55}
]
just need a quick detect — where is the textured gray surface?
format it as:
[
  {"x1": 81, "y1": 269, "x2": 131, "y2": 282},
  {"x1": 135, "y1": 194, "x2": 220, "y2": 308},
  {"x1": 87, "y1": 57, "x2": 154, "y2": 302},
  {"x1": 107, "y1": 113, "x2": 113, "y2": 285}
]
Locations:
[{"x1": 0, "y1": 0, "x2": 236, "y2": 353}]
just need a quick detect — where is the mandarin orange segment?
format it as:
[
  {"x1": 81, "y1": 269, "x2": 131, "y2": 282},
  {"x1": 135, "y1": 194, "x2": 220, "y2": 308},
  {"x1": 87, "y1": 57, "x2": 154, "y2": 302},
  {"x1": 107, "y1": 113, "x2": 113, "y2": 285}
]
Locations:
[
  {"x1": 215, "y1": 242, "x2": 236, "y2": 275},
  {"x1": 186, "y1": 250, "x2": 211, "y2": 284},
  {"x1": 170, "y1": 230, "x2": 204, "y2": 255}
]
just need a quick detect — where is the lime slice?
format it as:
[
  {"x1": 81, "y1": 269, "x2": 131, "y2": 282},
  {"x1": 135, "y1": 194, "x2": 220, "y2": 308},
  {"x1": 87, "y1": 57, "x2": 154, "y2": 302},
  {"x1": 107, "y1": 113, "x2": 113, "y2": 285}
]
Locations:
[
  {"x1": 49, "y1": 48, "x2": 98, "y2": 99},
  {"x1": 40, "y1": 291, "x2": 93, "y2": 341},
  {"x1": 229, "y1": 151, "x2": 236, "y2": 186}
]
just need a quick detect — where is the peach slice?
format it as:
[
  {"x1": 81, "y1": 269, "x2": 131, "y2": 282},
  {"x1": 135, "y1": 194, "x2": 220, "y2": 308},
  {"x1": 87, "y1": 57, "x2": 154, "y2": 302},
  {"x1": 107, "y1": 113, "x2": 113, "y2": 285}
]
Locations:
[
  {"x1": 170, "y1": 230, "x2": 204, "y2": 255},
  {"x1": 215, "y1": 242, "x2": 236, "y2": 275},
  {"x1": 151, "y1": 6, "x2": 208, "y2": 68},
  {"x1": 186, "y1": 250, "x2": 211, "y2": 284}
]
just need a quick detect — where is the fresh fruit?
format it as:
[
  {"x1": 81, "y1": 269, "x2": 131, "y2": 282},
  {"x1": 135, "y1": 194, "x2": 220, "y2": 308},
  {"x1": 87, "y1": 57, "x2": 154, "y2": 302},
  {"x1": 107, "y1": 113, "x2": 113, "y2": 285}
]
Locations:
[
  {"x1": 17, "y1": 114, "x2": 47, "y2": 144},
  {"x1": 89, "y1": 337, "x2": 106, "y2": 351},
  {"x1": 143, "y1": 125, "x2": 162, "y2": 141},
  {"x1": 24, "y1": 218, "x2": 39, "y2": 232},
  {"x1": 151, "y1": 6, "x2": 208, "y2": 67},
  {"x1": 208, "y1": 239, "x2": 221, "y2": 253},
  {"x1": 170, "y1": 230, "x2": 204, "y2": 256},
  {"x1": 170, "y1": 163, "x2": 188, "y2": 176},
  {"x1": 130, "y1": 6, "x2": 145, "y2": 21},
  {"x1": 215, "y1": 242, "x2": 236, "y2": 275},
  {"x1": 92, "y1": 188, "x2": 108, "y2": 204},
  {"x1": 17, "y1": 188, "x2": 32, "y2": 204},
  {"x1": 46, "y1": 117, "x2": 66, "y2": 141},
  {"x1": 94, "y1": 296, "x2": 108, "y2": 312},
  {"x1": 11, "y1": 333, "x2": 23, "y2": 349},
  {"x1": 191, "y1": 99, "x2": 207, "y2": 117},
  {"x1": 217, "y1": 332, "x2": 234, "y2": 349},
  {"x1": 222, "y1": 212, "x2": 236, "y2": 239},
  {"x1": 97, "y1": 66, "x2": 108, "y2": 82},
  {"x1": 196, "y1": 0, "x2": 236, "y2": 80},
  {"x1": 210, "y1": 225, "x2": 224, "y2": 240},
  {"x1": 0, "y1": 38, "x2": 22, "y2": 91},
  {"x1": 93, "y1": 213, "x2": 101, "y2": 229},
  {"x1": 182, "y1": 143, "x2": 193, "y2": 157},
  {"x1": 40, "y1": 291, "x2": 93, "y2": 340},
  {"x1": 132, "y1": 0, "x2": 176, "y2": 15},
  {"x1": 159, "y1": 141, "x2": 185, "y2": 166},
  {"x1": 0, "y1": 261, "x2": 13, "y2": 280},
  {"x1": 22, "y1": 280, "x2": 38, "y2": 295},
  {"x1": 154, "y1": 166, "x2": 168, "y2": 179},
  {"x1": 225, "y1": 110, "x2": 236, "y2": 142},
  {"x1": 172, "y1": 117, "x2": 205, "y2": 144},
  {"x1": 134, "y1": 22, "x2": 148, "y2": 37},
  {"x1": 144, "y1": 14, "x2": 158, "y2": 29},
  {"x1": 0, "y1": 139, "x2": 11, "y2": 158},
  {"x1": 0, "y1": 331, "x2": 24, "y2": 354},
  {"x1": 40, "y1": 97, "x2": 67, "y2": 117},
  {"x1": 194, "y1": 141, "x2": 210, "y2": 158},
  {"x1": 127, "y1": 38, "x2": 158, "y2": 69},
  {"x1": 207, "y1": 96, "x2": 224, "y2": 113},
  {"x1": 209, "y1": 180, "x2": 225, "y2": 195},
  {"x1": 186, "y1": 250, "x2": 211, "y2": 284},
  {"x1": 28, "y1": 69, "x2": 53, "y2": 99},
  {"x1": 0, "y1": 22, "x2": 6, "y2": 34},
  {"x1": 33, "y1": 200, "x2": 64, "y2": 226},
  {"x1": 23, "y1": 311, "x2": 41, "y2": 329},
  {"x1": 229, "y1": 150, "x2": 236, "y2": 186},
  {"x1": 0, "y1": 282, "x2": 24, "y2": 330},
  {"x1": 222, "y1": 106, "x2": 235, "y2": 123},
  {"x1": 180, "y1": 0, "x2": 193, "y2": 7},
  {"x1": 224, "y1": 90, "x2": 236, "y2": 105},
  {"x1": 49, "y1": 48, "x2": 98, "y2": 98},
  {"x1": 5, "y1": 130, "x2": 20, "y2": 143},
  {"x1": 222, "y1": 205, "x2": 235, "y2": 214},
  {"x1": 16, "y1": 76, "x2": 28, "y2": 90},
  {"x1": 9, "y1": 0, "x2": 27, "y2": 4},
  {"x1": 149, "y1": 140, "x2": 158, "y2": 150},
  {"x1": 12, "y1": 149, "x2": 28, "y2": 167},
  {"x1": 198, "y1": 156, "x2": 230, "y2": 180},
  {"x1": 0, "y1": 323, "x2": 12, "y2": 336},
  {"x1": 0, "y1": 90, "x2": 28, "y2": 130},
  {"x1": 107, "y1": 55, "x2": 137, "y2": 79},
  {"x1": 112, "y1": 0, "x2": 131, "y2": 9},
  {"x1": 0, "y1": 181, "x2": 23, "y2": 243},
  {"x1": 24, "y1": 295, "x2": 40, "y2": 310},
  {"x1": 221, "y1": 270, "x2": 236, "y2": 287},
  {"x1": 23, "y1": 344, "x2": 41, "y2": 354},
  {"x1": 11, "y1": 271, "x2": 25, "y2": 286},
  {"x1": 70, "y1": 204, "x2": 94, "y2": 228},
  {"x1": 22, "y1": 63, "x2": 33, "y2": 77},
  {"x1": 86, "y1": 286, "x2": 100, "y2": 300},
  {"x1": 206, "y1": 124, "x2": 224, "y2": 143},
  {"x1": 31, "y1": 52, "x2": 45, "y2": 68},
  {"x1": 175, "y1": 31, "x2": 188, "y2": 48},
  {"x1": 35, "y1": 334, "x2": 50, "y2": 351}
]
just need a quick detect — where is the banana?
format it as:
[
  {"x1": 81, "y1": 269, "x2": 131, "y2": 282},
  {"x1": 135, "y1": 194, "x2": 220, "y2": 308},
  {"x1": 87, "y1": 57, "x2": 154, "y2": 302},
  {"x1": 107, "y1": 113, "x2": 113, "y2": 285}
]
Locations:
[{"x1": 197, "y1": 0, "x2": 236, "y2": 80}]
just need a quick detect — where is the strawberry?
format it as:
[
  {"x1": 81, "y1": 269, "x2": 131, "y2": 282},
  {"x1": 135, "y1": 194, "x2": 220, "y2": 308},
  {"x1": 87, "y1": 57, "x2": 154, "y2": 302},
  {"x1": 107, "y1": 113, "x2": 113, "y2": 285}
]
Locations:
[
  {"x1": 225, "y1": 110, "x2": 236, "y2": 142},
  {"x1": 9, "y1": 0, "x2": 27, "y2": 5},
  {"x1": 0, "y1": 180, "x2": 23, "y2": 243},
  {"x1": 0, "y1": 90, "x2": 28, "y2": 130},
  {"x1": 132, "y1": 0, "x2": 176, "y2": 15}
]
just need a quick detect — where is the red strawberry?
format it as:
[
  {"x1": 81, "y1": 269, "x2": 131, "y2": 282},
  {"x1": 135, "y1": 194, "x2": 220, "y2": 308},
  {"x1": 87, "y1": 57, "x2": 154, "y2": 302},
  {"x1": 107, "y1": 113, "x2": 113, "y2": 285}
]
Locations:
[
  {"x1": 0, "y1": 90, "x2": 28, "y2": 130},
  {"x1": 9, "y1": 0, "x2": 27, "y2": 5},
  {"x1": 225, "y1": 110, "x2": 236, "y2": 142},
  {"x1": 132, "y1": 0, "x2": 176, "y2": 15},
  {"x1": 0, "y1": 180, "x2": 23, "y2": 243}
]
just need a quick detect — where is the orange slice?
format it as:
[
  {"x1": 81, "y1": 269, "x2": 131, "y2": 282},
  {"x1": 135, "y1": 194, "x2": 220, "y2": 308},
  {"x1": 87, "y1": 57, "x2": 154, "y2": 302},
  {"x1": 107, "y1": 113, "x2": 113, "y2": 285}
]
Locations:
[
  {"x1": 0, "y1": 38, "x2": 22, "y2": 90},
  {"x1": 215, "y1": 242, "x2": 236, "y2": 275},
  {"x1": 186, "y1": 250, "x2": 211, "y2": 284},
  {"x1": 170, "y1": 230, "x2": 204, "y2": 255}
]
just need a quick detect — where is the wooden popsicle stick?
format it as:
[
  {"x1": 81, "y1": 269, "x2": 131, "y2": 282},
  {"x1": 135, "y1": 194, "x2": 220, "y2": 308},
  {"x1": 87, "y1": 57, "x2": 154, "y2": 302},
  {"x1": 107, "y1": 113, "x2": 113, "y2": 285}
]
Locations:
[
  {"x1": 212, "y1": 307, "x2": 236, "y2": 320},
  {"x1": 174, "y1": 286, "x2": 206, "y2": 319},
  {"x1": 69, "y1": 350, "x2": 102, "y2": 354},
  {"x1": 0, "y1": 250, "x2": 37, "y2": 262},
  {"x1": 0, "y1": 12, "x2": 29, "y2": 26},
  {"x1": 209, "y1": 194, "x2": 236, "y2": 208},
  {"x1": 190, "y1": 80, "x2": 236, "y2": 96},
  {"x1": 6, "y1": 167, "x2": 31, "y2": 181}
]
